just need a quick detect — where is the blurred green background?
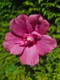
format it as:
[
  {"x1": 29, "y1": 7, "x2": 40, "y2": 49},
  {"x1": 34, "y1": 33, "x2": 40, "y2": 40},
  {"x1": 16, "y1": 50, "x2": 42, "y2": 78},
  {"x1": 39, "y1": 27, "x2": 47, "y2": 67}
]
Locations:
[{"x1": 0, "y1": 0, "x2": 60, "y2": 80}]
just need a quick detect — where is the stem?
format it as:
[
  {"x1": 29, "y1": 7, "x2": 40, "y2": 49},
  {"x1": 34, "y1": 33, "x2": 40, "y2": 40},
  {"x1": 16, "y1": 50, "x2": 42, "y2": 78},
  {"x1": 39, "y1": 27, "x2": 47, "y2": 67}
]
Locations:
[{"x1": 25, "y1": 65, "x2": 29, "y2": 80}]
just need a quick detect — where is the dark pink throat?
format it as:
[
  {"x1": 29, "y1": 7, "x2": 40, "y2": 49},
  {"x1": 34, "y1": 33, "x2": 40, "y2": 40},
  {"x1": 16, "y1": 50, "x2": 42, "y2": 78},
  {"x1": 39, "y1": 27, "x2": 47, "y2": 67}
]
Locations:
[
  {"x1": 22, "y1": 31, "x2": 41, "y2": 46},
  {"x1": 15, "y1": 31, "x2": 41, "y2": 47}
]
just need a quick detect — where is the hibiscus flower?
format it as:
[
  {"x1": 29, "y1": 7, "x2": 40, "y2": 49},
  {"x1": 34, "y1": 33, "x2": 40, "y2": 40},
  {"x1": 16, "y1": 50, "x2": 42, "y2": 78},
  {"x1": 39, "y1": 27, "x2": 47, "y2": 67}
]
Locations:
[{"x1": 3, "y1": 14, "x2": 57, "y2": 66}]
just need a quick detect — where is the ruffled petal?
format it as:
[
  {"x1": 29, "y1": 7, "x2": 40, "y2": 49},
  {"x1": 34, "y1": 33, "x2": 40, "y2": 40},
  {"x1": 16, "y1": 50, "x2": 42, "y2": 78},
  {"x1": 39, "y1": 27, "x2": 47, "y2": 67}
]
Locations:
[
  {"x1": 35, "y1": 19, "x2": 49, "y2": 35},
  {"x1": 19, "y1": 45, "x2": 39, "y2": 66},
  {"x1": 9, "y1": 17, "x2": 27, "y2": 37},
  {"x1": 3, "y1": 40, "x2": 16, "y2": 52},
  {"x1": 36, "y1": 35, "x2": 57, "y2": 56},
  {"x1": 3, "y1": 32, "x2": 24, "y2": 55},
  {"x1": 17, "y1": 14, "x2": 28, "y2": 22},
  {"x1": 5, "y1": 32, "x2": 20, "y2": 41},
  {"x1": 10, "y1": 44, "x2": 24, "y2": 55},
  {"x1": 29, "y1": 14, "x2": 49, "y2": 34},
  {"x1": 29, "y1": 14, "x2": 40, "y2": 29},
  {"x1": 26, "y1": 20, "x2": 33, "y2": 33}
]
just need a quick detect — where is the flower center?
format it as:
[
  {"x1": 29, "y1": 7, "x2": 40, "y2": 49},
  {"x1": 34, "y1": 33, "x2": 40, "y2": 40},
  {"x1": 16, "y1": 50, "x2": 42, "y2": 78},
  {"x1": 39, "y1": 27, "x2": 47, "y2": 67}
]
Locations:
[
  {"x1": 15, "y1": 32, "x2": 41, "y2": 46},
  {"x1": 21, "y1": 31, "x2": 41, "y2": 46},
  {"x1": 27, "y1": 37, "x2": 31, "y2": 41},
  {"x1": 26, "y1": 36, "x2": 34, "y2": 42}
]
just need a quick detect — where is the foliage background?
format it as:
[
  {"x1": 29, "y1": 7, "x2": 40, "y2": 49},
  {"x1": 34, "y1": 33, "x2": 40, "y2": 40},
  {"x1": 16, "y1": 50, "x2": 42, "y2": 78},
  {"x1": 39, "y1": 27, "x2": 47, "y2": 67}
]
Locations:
[{"x1": 0, "y1": 0, "x2": 60, "y2": 80}]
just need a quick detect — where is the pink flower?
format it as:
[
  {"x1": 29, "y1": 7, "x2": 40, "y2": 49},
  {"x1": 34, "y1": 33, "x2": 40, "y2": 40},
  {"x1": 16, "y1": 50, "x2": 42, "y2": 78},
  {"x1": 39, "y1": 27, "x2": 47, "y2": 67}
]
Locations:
[{"x1": 3, "y1": 14, "x2": 57, "y2": 66}]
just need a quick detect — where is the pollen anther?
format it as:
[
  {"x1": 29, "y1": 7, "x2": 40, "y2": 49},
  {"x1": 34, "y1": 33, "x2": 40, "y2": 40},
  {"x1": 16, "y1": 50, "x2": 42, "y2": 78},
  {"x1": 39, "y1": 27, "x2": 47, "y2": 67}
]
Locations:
[{"x1": 27, "y1": 37, "x2": 31, "y2": 41}]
